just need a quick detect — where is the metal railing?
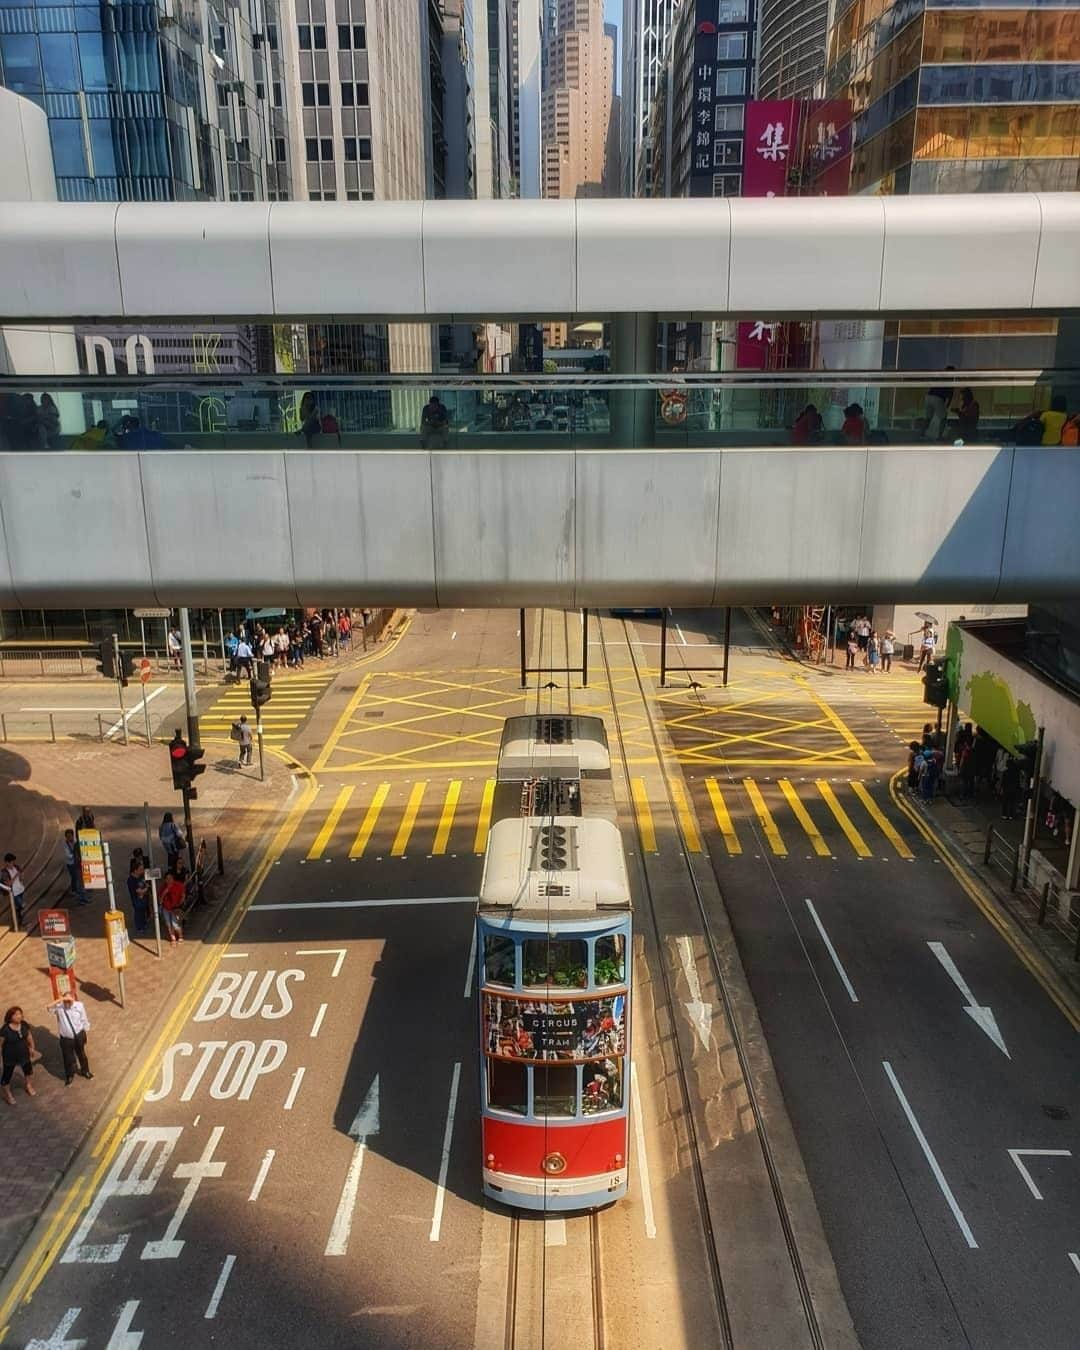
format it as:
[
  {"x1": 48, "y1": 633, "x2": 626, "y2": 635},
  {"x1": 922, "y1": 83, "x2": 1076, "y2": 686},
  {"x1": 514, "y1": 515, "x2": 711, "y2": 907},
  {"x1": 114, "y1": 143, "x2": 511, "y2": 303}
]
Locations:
[
  {"x1": 0, "y1": 711, "x2": 155, "y2": 745},
  {"x1": 984, "y1": 823, "x2": 1079, "y2": 959},
  {"x1": 0, "y1": 646, "x2": 221, "y2": 679}
]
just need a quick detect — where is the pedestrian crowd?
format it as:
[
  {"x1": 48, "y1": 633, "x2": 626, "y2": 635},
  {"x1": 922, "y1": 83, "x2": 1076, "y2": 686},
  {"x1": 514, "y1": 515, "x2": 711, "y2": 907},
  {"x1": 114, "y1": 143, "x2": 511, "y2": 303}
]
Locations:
[
  {"x1": 842, "y1": 614, "x2": 900, "y2": 674},
  {"x1": 224, "y1": 609, "x2": 358, "y2": 679}
]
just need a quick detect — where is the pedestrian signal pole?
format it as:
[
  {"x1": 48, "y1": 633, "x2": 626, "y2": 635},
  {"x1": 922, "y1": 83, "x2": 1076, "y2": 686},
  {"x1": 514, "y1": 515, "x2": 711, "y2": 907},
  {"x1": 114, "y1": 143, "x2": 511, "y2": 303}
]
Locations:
[
  {"x1": 250, "y1": 660, "x2": 272, "y2": 782},
  {"x1": 112, "y1": 633, "x2": 129, "y2": 745},
  {"x1": 168, "y1": 728, "x2": 206, "y2": 873}
]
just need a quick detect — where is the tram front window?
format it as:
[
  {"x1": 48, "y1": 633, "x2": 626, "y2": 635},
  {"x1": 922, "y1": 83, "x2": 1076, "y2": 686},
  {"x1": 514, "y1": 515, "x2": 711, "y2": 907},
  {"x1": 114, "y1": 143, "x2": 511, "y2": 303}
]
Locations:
[
  {"x1": 484, "y1": 933, "x2": 516, "y2": 986},
  {"x1": 488, "y1": 1058, "x2": 527, "y2": 1114},
  {"x1": 522, "y1": 937, "x2": 588, "y2": 989},
  {"x1": 593, "y1": 934, "x2": 625, "y2": 986},
  {"x1": 533, "y1": 1063, "x2": 577, "y2": 1118}
]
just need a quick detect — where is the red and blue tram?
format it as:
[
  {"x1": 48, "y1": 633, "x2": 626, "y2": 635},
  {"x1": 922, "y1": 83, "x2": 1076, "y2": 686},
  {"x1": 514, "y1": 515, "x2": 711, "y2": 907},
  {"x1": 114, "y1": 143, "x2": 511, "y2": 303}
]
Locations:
[{"x1": 477, "y1": 715, "x2": 632, "y2": 1211}]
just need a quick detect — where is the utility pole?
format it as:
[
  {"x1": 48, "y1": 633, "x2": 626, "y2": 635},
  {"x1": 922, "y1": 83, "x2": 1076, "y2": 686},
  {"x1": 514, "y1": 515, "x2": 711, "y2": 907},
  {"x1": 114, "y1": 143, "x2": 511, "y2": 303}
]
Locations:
[
  {"x1": 178, "y1": 607, "x2": 200, "y2": 745},
  {"x1": 112, "y1": 633, "x2": 128, "y2": 745}
]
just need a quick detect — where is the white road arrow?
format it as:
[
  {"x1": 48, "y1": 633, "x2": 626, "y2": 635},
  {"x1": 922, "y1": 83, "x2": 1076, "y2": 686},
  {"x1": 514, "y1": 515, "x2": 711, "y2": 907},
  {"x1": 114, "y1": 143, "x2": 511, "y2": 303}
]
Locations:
[
  {"x1": 677, "y1": 935, "x2": 713, "y2": 1051},
  {"x1": 928, "y1": 942, "x2": 1010, "y2": 1058},
  {"x1": 26, "y1": 1308, "x2": 86, "y2": 1350},
  {"x1": 325, "y1": 1075, "x2": 380, "y2": 1256}
]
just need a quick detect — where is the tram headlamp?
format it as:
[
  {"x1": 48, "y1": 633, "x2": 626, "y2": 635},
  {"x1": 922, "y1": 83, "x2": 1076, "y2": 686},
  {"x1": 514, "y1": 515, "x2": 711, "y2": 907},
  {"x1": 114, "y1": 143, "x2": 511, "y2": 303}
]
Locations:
[
  {"x1": 542, "y1": 1152, "x2": 567, "y2": 1175},
  {"x1": 613, "y1": 1153, "x2": 623, "y2": 1166},
  {"x1": 486, "y1": 1153, "x2": 496, "y2": 1167}
]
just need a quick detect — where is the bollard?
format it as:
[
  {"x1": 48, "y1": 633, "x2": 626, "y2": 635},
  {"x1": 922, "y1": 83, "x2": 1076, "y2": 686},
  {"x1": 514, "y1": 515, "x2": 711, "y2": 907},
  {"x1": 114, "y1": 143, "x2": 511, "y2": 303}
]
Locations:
[
  {"x1": 97, "y1": 713, "x2": 104, "y2": 742},
  {"x1": 1038, "y1": 881, "x2": 1050, "y2": 926},
  {"x1": 983, "y1": 824, "x2": 993, "y2": 866},
  {"x1": 49, "y1": 713, "x2": 56, "y2": 744},
  {"x1": 0, "y1": 712, "x2": 6, "y2": 742},
  {"x1": 216, "y1": 834, "x2": 224, "y2": 877}
]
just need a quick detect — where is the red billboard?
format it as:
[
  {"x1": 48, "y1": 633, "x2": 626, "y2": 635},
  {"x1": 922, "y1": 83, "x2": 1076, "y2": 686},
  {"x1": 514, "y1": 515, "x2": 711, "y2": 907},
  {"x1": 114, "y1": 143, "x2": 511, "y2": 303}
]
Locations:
[{"x1": 743, "y1": 99, "x2": 802, "y2": 198}]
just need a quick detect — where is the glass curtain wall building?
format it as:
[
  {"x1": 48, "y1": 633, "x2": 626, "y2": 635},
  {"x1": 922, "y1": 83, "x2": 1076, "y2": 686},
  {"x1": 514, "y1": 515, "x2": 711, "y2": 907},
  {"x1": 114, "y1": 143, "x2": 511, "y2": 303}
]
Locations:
[
  {"x1": 820, "y1": 0, "x2": 1080, "y2": 197},
  {"x1": 0, "y1": 0, "x2": 290, "y2": 201}
]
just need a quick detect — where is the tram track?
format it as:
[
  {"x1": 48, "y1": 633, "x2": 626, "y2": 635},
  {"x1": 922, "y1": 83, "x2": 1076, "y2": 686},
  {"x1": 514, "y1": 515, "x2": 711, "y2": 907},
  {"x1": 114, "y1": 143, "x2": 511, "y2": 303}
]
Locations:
[
  {"x1": 499, "y1": 608, "x2": 608, "y2": 1350},
  {"x1": 592, "y1": 609, "x2": 828, "y2": 1350}
]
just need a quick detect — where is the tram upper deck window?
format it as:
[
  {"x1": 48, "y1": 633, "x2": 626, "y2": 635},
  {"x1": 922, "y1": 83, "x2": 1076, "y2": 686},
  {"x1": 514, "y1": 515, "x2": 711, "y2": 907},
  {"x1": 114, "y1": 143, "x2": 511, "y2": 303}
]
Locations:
[
  {"x1": 593, "y1": 934, "x2": 625, "y2": 987},
  {"x1": 484, "y1": 933, "x2": 516, "y2": 987},
  {"x1": 533, "y1": 1063, "x2": 577, "y2": 1118},
  {"x1": 582, "y1": 1058, "x2": 623, "y2": 1115},
  {"x1": 522, "y1": 937, "x2": 588, "y2": 989},
  {"x1": 487, "y1": 1058, "x2": 527, "y2": 1115}
]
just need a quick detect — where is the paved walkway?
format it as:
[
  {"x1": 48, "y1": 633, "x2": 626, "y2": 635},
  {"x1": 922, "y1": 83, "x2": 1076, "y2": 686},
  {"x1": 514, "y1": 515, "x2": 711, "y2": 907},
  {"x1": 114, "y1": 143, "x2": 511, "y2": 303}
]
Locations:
[{"x1": 0, "y1": 737, "x2": 294, "y2": 1276}]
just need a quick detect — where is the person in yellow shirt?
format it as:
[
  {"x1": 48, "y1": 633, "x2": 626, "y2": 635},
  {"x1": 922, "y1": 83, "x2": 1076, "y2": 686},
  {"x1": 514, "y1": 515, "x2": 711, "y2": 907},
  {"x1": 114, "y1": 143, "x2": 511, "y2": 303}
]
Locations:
[{"x1": 1040, "y1": 395, "x2": 1068, "y2": 445}]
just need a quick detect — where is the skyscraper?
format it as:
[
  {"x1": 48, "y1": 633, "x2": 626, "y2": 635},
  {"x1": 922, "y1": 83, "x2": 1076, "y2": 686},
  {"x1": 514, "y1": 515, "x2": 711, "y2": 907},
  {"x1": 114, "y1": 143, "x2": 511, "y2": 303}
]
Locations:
[
  {"x1": 541, "y1": 0, "x2": 616, "y2": 199},
  {"x1": 511, "y1": 0, "x2": 544, "y2": 196},
  {"x1": 756, "y1": 0, "x2": 828, "y2": 99},
  {"x1": 0, "y1": 0, "x2": 290, "y2": 202},
  {"x1": 620, "y1": 0, "x2": 679, "y2": 196}
]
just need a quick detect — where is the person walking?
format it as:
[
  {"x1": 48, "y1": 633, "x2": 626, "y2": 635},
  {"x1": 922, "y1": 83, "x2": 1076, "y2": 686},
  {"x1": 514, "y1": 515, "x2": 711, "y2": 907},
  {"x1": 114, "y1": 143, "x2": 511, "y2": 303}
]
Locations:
[
  {"x1": 867, "y1": 631, "x2": 881, "y2": 673},
  {"x1": 273, "y1": 626, "x2": 289, "y2": 670},
  {"x1": 236, "y1": 714, "x2": 254, "y2": 768},
  {"x1": 1001, "y1": 755, "x2": 1021, "y2": 820},
  {"x1": 62, "y1": 830, "x2": 88, "y2": 904},
  {"x1": 167, "y1": 626, "x2": 182, "y2": 671},
  {"x1": 127, "y1": 856, "x2": 151, "y2": 934},
  {"x1": 845, "y1": 630, "x2": 858, "y2": 671},
  {"x1": 234, "y1": 634, "x2": 254, "y2": 679},
  {"x1": 0, "y1": 855, "x2": 26, "y2": 927},
  {"x1": 916, "y1": 623, "x2": 937, "y2": 673},
  {"x1": 1, "y1": 1007, "x2": 37, "y2": 1103},
  {"x1": 158, "y1": 813, "x2": 186, "y2": 872},
  {"x1": 47, "y1": 993, "x2": 92, "y2": 1084},
  {"x1": 338, "y1": 612, "x2": 352, "y2": 650},
  {"x1": 159, "y1": 871, "x2": 186, "y2": 944},
  {"x1": 880, "y1": 630, "x2": 895, "y2": 674},
  {"x1": 74, "y1": 806, "x2": 95, "y2": 833}
]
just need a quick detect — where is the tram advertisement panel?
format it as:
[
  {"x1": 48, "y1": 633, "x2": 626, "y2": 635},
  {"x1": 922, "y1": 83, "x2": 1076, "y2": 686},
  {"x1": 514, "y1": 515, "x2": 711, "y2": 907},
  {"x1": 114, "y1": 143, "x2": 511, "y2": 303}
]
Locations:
[{"x1": 483, "y1": 992, "x2": 626, "y2": 1062}]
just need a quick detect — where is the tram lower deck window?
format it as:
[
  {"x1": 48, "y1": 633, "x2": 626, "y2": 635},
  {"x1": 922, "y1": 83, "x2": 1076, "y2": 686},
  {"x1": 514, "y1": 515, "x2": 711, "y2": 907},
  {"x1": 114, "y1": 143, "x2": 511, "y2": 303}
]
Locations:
[
  {"x1": 487, "y1": 1058, "x2": 527, "y2": 1114},
  {"x1": 533, "y1": 1064, "x2": 577, "y2": 1118}
]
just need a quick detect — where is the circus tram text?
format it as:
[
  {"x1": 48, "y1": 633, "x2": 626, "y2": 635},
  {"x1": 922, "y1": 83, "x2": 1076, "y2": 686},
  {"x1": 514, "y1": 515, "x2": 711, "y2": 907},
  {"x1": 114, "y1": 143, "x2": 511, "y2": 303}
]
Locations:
[{"x1": 477, "y1": 715, "x2": 632, "y2": 1211}]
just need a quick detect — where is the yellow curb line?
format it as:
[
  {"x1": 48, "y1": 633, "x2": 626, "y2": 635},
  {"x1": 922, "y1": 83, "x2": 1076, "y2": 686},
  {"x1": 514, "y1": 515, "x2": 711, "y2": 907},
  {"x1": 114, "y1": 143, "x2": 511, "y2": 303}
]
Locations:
[
  {"x1": 0, "y1": 753, "x2": 320, "y2": 1335},
  {"x1": 888, "y1": 769, "x2": 1080, "y2": 1033}
]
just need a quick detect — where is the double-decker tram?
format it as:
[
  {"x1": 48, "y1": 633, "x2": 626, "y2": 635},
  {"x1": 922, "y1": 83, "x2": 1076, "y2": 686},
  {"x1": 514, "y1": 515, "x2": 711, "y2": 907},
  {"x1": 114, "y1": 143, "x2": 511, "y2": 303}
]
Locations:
[{"x1": 477, "y1": 715, "x2": 632, "y2": 1210}]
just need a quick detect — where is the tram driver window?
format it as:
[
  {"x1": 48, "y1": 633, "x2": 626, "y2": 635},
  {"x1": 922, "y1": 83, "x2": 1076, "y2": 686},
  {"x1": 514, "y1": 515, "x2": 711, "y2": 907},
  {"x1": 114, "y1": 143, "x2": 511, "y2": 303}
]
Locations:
[
  {"x1": 583, "y1": 1058, "x2": 622, "y2": 1114},
  {"x1": 484, "y1": 933, "x2": 516, "y2": 987},
  {"x1": 522, "y1": 937, "x2": 588, "y2": 988},
  {"x1": 487, "y1": 1058, "x2": 527, "y2": 1114},
  {"x1": 532, "y1": 1063, "x2": 577, "y2": 1118},
  {"x1": 593, "y1": 934, "x2": 625, "y2": 986}
]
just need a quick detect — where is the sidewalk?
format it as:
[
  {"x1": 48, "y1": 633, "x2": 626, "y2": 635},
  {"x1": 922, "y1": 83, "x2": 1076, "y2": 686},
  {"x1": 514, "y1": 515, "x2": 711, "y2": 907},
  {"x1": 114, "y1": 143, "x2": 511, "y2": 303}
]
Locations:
[
  {"x1": 0, "y1": 737, "x2": 293, "y2": 1277},
  {"x1": 896, "y1": 773, "x2": 1080, "y2": 1012}
]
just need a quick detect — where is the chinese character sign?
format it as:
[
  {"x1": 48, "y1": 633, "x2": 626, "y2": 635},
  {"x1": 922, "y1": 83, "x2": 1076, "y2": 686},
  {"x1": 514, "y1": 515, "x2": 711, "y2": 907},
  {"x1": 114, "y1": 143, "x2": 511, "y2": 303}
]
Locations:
[
  {"x1": 805, "y1": 99, "x2": 853, "y2": 195},
  {"x1": 743, "y1": 99, "x2": 801, "y2": 198}
]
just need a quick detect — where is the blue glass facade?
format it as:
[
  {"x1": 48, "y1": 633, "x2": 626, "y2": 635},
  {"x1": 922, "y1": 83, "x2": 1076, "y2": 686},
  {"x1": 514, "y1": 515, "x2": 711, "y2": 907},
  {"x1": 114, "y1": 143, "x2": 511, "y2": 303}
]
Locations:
[{"x1": 0, "y1": 0, "x2": 292, "y2": 201}]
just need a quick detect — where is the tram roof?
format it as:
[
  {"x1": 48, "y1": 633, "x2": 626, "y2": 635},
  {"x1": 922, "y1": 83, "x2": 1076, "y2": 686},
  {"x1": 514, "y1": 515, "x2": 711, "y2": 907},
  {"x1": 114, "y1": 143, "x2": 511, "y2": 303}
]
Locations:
[
  {"x1": 497, "y1": 715, "x2": 610, "y2": 781},
  {"x1": 479, "y1": 815, "x2": 630, "y2": 912}
]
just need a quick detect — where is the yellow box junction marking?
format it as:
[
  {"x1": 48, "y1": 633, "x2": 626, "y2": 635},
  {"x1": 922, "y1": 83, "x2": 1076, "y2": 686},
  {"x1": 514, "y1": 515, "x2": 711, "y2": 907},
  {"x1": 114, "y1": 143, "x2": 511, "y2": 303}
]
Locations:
[
  {"x1": 778, "y1": 779, "x2": 832, "y2": 857},
  {"x1": 350, "y1": 783, "x2": 390, "y2": 858},
  {"x1": 473, "y1": 778, "x2": 496, "y2": 854},
  {"x1": 668, "y1": 778, "x2": 701, "y2": 853},
  {"x1": 433, "y1": 780, "x2": 462, "y2": 855},
  {"x1": 816, "y1": 780, "x2": 871, "y2": 857},
  {"x1": 849, "y1": 781, "x2": 914, "y2": 859},
  {"x1": 744, "y1": 778, "x2": 787, "y2": 856},
  {"x1": 631, "y1": 778, "x2": 657, "y2": 853},
  {"x1": 306, "y1": 786, "x2": 354, "y2": 860},
  {"x1": 705, "y1": 778, "x2": 741, "y2": 855}
]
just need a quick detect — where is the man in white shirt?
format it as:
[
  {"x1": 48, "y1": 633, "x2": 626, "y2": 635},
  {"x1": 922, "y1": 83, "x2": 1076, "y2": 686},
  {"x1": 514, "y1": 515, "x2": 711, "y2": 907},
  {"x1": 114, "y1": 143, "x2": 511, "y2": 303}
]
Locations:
[
  {"x1": 234, "y1": 637, "x2": 254, "y2": 679},
  {"x1": 47, "y1": 993, "x2": 93, "y2": 1084}
]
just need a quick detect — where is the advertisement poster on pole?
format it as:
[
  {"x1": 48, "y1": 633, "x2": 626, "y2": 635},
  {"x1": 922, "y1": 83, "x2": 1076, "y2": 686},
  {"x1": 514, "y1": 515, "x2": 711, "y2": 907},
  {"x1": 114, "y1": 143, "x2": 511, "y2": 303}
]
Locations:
[
  {"x1": 78, "y1": 828, "x2": 105, "y2": 890},
  {"x1": 104, "y1": 910, "x2": 129, "y2": 971}
]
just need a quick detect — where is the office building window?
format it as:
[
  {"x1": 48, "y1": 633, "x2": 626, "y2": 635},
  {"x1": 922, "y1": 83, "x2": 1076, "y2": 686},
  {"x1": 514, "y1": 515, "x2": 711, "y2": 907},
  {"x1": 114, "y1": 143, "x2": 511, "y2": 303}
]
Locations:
[
  {"x1": 256, "y1": 80, "x2": 265, "y2": 99},
  {"x1": 715, "y1": 68, "x2": 746, "y2": 96},
  {"x1": 274, "y1": 136, "x2": 286, "y2": 162},
  {"x1": 347, "y1": 190, "x2": 360, "y2": 199},
  {"x1": 310, "y1": 191, "x2": 322, "y2": 200},
  {"x1": 302, "y1": 82, "x2": 330, "y2": 106},
  {"x1": 298, "y1": 24, "x2": 311, "y2": 48},
  {"x1": 713, "y1": 173, "x2": 742, "y2": 196},
  {"x1": 337, "y1": 24, "x2": 365, "y2": 49},
  {"x1": 217, "y1": 83, "x2": 230, "y2": 107},
  {"x1": 267, "y1": 23, "x2": 278, "y2": 50},
  {"x1": 361, "y1": 189, "x2": 374, "y2": 200},
  {"x1": 340, "y1": 82, "x2": 369, "y2": 106},
  {"x1": 40, "y1": 34, "x2": 80, "y2": 92},
  {"x1": 714, "y1": 139, "x2": 742, "y2": 166},
  {"x1": 716, "y1": 34, "x2": 746, "y2": 61},
  {"x1": 715, "y1": 104, "x2": 744, "y2": 132},
  {"x1": 49, "y1": 120, "x2": 87, "y2": 176},
  {"x1": 716, "y1": 0, "x2": 748, "y2": 21},
  {"x1": 273, "y1": 81, "x2": 282, "y2": 107},
  {"x1": 343, "y1": 137, "x2": 356, "y2": 160},
  {"x1": 357, "y1": 137, "x2": 371, "y2": 160},
  {"x1": 324, "y1": 191, "x2": 336, "y2": 200},
  {"x1": 0, "y1": 35, "x2": 42, "y2": 95},
  {"x1": 313, "y1": 25, "x2": 326, "y2": 48}
]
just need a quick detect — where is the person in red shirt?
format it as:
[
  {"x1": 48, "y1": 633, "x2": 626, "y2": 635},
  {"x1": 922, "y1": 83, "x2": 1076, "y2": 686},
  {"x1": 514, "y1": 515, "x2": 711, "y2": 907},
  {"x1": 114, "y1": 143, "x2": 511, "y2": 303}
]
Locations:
[
  {"x1": 841, "y1": 403, "x2": 867, "y2": 444},
  {"x1": 159, "y1": 871, "x2": 186, "y2": 945}
]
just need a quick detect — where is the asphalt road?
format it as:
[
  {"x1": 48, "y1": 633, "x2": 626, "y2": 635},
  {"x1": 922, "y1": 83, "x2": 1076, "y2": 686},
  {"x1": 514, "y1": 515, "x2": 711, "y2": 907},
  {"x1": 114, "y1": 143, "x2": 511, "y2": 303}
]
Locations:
[
  {"x1": 7, "y1": 607, "x2": 1078, "y2": 1350},
  {"x1": 666, "y1": 608, "x2": 1080, "y2": 1350}
]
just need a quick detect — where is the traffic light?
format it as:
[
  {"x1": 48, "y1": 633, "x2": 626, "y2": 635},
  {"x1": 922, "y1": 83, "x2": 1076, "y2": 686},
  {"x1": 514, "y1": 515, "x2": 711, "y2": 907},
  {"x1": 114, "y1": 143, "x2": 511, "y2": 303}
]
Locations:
[
  {"x1": 250, "y1": 659, "x2": 273, "y2": 710},
  {"x1": 96, "y1": 635, "x2": 128, "y2": 686},
  {"x1": 922, "y1": 658, "x2": 949, "y2": 709},
  {"x1": 168, "y1": 729, "x2": 206, "y2": 796}
]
